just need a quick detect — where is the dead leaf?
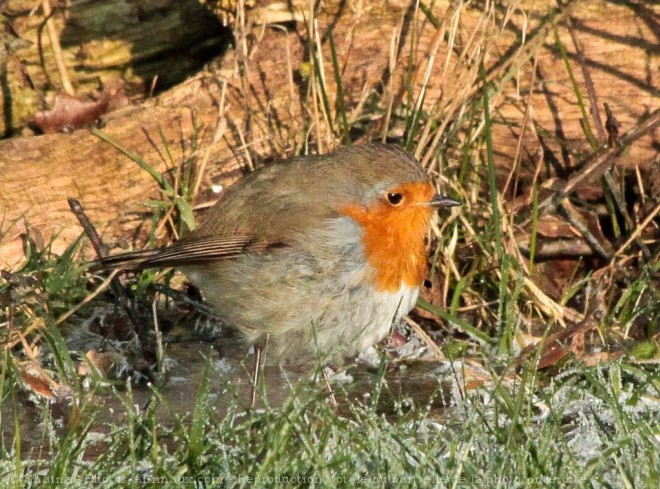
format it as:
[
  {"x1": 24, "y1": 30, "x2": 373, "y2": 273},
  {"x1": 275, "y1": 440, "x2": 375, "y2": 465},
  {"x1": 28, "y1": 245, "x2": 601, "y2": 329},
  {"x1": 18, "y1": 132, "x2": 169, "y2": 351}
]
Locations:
[
  {"x1": 517, "y1": 320, "x2": 599, "y2": 369},
  {"x1": 535, "y1": 215, "x2": 580, "y2": 239},
  {"x1": 519, "y1": 239, "x2": 596, "y2": 259},
  {"x1": 78, "y1": 349, "x2": 127, "y2": 378},
  {"x1": 19, "y1": 362, "x2": 60, "y2": 399},
  {"x1": 582, "y1": 351, "x2": 624, "y2": 366},
  {"x1": 34, "y1": 80, "x2": 129, "y2": 134}
]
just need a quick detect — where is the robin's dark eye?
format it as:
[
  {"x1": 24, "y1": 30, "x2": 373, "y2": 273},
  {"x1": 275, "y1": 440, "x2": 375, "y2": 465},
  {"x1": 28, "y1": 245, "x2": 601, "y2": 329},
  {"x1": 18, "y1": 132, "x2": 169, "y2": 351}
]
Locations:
[{"x1": 386, "y1": 193, "x2": 403, "y2": 205}]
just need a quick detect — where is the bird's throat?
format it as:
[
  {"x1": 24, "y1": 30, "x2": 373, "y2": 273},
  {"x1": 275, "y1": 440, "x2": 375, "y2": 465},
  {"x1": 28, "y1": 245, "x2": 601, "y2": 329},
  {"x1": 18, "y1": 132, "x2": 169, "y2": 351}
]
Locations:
[{"x1": 341, "y1": 196, "x2": 433, "y2": 293}]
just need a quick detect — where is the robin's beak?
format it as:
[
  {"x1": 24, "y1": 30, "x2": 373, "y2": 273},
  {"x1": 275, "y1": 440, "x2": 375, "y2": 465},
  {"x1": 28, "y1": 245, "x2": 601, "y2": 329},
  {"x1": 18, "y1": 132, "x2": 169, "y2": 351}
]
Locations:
[{"x1": 429, "y1": 194, "x2": 461, "y2": 208}]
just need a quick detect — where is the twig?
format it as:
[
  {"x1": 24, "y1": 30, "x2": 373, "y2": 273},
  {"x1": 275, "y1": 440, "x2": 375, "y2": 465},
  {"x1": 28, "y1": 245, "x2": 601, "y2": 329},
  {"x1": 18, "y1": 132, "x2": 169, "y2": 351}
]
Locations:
[
  {"x1": 42, "y1": 0, "x2": 73, "y2": 95},
  {"x1": 149, "y1": 283, "x2": 214, "y2": 315},
  {"x1": 405, "y1": 316, "x2": 445, "y2": 360},
  {"x1": 194, "y1": 80, "x2": 228, "y2": 198},
  {"x1": 602, "y1": 171, "x2": 650, "y2": 258},
  {"x1": 55, "y1": 270, "x2": 120, "y2": 325},
  {"x1": 523, "y1": 109, "x2": 660, "y2": 260},
  {"x1": 67, "y1": 198, "x2": 140, "y2": 336},
  {"x1": 565, "y1": 17, "x2": 605, "y2": 143},
  {"x1": 67, "y1": 198, "x2": 107, "y2": 259},
  {"x1": 564, "y1": 17, "x2": 645, "y2": 255},
  {"x1": 536, "y1": 108, "x2": 660, "y2": 216},
  {"x1": 604, "y1": 103, "x2": 620, "y2": 147},
  {"x1": 614, "y1": 202, "x2": 660, "y2": 258},
  {"x1": 557, "y1": 202, "x2": 611, "y2": 260}
]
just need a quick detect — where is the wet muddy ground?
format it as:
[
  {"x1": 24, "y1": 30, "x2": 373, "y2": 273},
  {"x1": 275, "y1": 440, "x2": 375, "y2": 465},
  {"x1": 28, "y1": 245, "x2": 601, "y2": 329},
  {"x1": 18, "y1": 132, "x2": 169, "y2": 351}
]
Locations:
[{"x1": 4, "y1": 337, "x2": 469, "y2": 458}]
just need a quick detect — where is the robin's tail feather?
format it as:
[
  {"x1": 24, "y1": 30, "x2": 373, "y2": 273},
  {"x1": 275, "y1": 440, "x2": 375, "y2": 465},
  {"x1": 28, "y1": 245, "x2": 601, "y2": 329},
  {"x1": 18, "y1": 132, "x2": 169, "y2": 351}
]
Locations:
[
  {"x1": 88, "y1": 234, "x2": 270, "y2": 272},
  {"x1": 88, "y1": 248, "x2": 166, "y2": 272}
]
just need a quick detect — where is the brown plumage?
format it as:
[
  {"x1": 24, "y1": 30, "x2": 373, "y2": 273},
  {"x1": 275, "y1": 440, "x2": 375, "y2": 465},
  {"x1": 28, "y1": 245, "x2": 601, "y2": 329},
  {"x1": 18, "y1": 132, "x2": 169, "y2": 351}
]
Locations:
[{"x1": 92, "y1": 144, "x2": 459, "y2": 362}]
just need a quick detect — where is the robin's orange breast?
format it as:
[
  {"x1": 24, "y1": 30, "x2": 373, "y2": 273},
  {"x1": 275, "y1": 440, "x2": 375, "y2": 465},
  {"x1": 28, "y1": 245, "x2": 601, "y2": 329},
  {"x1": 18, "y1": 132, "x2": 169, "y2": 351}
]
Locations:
[{"x1": 340, "y1": 181, "x2": 437, "y2": 293}]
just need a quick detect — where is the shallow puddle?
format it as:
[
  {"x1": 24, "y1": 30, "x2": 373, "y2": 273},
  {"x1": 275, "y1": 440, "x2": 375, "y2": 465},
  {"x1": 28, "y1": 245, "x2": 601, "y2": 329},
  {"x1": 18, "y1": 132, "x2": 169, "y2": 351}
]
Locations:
[{"x1": 3, "y1": 338, "x2": 469, "y2": 458}]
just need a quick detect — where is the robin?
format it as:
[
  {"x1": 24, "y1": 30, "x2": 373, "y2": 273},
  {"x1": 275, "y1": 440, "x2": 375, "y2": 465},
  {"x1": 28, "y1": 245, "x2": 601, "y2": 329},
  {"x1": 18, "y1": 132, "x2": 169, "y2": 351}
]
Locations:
[{"x1": 93, "y1": 144, "x2": 459, "y2": 363}]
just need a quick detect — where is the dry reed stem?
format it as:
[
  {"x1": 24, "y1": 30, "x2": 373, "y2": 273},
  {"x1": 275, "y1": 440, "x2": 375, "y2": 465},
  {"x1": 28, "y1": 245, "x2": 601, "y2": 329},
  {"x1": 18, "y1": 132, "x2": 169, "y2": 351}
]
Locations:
[
  {"x1": 55, "y1": 270, "x2": 120, "y2": 326},
  {"x1": 42, "y1": 0, "x2": 74, "y2": 95}
]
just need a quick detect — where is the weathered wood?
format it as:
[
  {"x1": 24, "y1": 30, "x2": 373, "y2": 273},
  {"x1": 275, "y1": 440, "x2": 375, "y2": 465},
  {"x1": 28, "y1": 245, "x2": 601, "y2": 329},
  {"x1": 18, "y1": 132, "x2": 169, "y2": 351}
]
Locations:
[
  {"x1": 0, "y1": 0, "x2": 657, "y2": 268},
  {"x1": 2, "y1": 0, "x2": 229, "y2": 134}
]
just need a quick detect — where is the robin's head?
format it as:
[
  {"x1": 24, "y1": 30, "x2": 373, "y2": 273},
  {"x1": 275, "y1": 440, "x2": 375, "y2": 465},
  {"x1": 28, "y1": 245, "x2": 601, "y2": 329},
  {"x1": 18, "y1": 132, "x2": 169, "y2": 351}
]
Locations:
[
  {"x1": 337, "y1": 147, "x2": 460, "y2": 293},
  {"x1": 319, "y1": 144, "x2": 429, "y2": 205}
]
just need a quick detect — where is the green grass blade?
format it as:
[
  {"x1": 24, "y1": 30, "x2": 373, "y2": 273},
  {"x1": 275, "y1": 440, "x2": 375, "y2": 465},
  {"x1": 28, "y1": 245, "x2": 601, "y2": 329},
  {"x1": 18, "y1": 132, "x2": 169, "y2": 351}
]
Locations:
[
  {"x1": 91, "y1": 127, "x2": 173, "y2": 192},
  {"x1": 480, "y1": 59, "x2": 503, "y2": 259},
  {"x1": 417, "y1": 297, "x2": 492, "y2": 344},
  {"x1": 328, "y1": 28, "x2": 349, "y2": 144},
  {"x1": 553, "y1": 27, "x2": 597, "y2": 149},
  {"x1": 529, "y1": 182, "x2": 539, "y2": 273}
]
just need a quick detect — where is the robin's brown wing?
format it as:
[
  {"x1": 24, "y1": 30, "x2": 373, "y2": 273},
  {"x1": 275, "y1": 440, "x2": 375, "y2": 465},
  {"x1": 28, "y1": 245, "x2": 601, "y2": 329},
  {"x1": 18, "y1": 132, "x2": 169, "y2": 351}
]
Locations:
[
  {"x1": 89, "y1": 234, "x2": 274, "y2": 271},
  {"x1": 92, "y1": 144, "x2": 423, "y2": 271}
]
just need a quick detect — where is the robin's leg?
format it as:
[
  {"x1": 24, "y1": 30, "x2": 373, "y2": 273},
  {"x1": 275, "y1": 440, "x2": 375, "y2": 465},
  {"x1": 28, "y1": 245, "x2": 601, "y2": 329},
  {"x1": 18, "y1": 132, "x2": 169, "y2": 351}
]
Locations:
[
  {"x1": 250, "y1": 336, "x2": 268, "y2": 408},
  {"x1": 321, "y1": 366, "x2": 338, "y2": 408}
]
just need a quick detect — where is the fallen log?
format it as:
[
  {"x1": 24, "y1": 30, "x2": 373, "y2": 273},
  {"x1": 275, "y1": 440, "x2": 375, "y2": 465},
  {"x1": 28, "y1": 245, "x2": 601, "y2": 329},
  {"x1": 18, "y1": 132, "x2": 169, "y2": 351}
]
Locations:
[{"x1": 1, "y1": 0, "x2": 657, "y2": 267}]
